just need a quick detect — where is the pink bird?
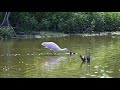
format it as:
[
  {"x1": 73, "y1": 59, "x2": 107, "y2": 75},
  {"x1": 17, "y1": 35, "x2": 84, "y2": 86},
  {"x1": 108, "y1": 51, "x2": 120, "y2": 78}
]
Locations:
[{"x1": 41, "y1": 42, "x2": 70, "y2": 55}]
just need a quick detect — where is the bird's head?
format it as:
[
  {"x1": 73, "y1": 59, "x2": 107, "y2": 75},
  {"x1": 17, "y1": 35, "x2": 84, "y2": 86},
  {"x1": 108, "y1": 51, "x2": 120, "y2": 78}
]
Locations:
[{"x1": 86, "y1": 49, "x2": 90, "y2": 55}]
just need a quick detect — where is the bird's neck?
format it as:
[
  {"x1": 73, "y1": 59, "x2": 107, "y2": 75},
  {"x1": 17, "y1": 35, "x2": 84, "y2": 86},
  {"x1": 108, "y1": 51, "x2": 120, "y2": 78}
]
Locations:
[
  {"x1": 86, "y1": 50, "x2": 90, "y2": 55},
  {"x1": 59, "y1": 48, "x2": 67, "y2": 52}
]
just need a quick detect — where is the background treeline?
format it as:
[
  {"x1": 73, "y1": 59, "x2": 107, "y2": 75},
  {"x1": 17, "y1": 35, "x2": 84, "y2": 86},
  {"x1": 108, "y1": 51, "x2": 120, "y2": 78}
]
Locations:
[{"x1": 0, "y1": 12, "x2": 120, "y2": 34}]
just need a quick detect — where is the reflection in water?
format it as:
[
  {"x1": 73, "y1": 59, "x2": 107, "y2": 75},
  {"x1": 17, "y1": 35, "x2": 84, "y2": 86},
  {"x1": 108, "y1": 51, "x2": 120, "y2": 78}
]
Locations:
[
  {"x1": 86, "y1": 61, "x2": 90, "y2": 75},
  {"x1": 42, "y1": 56, "x2": 68, "y2": 70},
  {"x1": 80, "y1": 61, "x2": 86, "y2": 69},
  {"x1": 0, "y1": 35, "x2": 120, "y2": 78},
  {"x1": 80, "y1": 61, "x2": 90, "y2": 75}
]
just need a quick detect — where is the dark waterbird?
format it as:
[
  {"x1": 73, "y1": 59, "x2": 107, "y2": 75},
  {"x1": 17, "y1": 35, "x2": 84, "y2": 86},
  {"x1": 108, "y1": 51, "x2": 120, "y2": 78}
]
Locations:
[{"x1": 80, "y1": 49, "x2": 90, "y2": 62}]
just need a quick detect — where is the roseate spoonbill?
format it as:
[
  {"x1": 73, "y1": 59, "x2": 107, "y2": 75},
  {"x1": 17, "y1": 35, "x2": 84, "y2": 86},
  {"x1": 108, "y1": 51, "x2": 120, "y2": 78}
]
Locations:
[
  {"x1": 80, "y1": 49, "x2": 90, "y2": 62},
  {"x1": 41, "y1": 42, "x2": 70, "y2": 55}
]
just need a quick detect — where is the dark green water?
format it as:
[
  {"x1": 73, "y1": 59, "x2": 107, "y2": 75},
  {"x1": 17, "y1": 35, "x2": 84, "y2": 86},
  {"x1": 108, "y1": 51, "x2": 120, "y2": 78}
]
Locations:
[{"x1": 0, "y1": 35, "x2": 120, "y2": 78}]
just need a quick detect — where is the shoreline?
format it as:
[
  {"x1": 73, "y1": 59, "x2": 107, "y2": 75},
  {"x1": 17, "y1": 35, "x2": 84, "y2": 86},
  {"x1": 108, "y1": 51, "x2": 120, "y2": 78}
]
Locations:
[
  {"x1": 2, "y1": 31, "x2": 120, "y2": 40},
  {"x1": 15, "y1": 31, "x2": 120, "y2": 39}
]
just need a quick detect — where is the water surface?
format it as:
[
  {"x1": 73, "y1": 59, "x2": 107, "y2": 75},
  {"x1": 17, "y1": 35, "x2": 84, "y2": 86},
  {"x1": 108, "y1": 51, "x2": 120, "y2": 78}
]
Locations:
[{"x1": 0, "y1": 35, "x2": 120, "y2": 78}]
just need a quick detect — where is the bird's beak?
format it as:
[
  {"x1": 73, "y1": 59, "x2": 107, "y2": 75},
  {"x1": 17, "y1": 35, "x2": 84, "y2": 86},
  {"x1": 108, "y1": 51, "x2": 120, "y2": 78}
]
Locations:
[{"x1": 67, "y1": 50, "x2": 70, "y2": 53}]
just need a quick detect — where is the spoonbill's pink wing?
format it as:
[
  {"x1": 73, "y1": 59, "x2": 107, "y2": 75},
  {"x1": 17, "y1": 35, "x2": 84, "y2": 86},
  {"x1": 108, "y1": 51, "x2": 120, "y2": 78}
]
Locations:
[{"x1": 41, "y1": 42, "x2": 61, "y2": 51}]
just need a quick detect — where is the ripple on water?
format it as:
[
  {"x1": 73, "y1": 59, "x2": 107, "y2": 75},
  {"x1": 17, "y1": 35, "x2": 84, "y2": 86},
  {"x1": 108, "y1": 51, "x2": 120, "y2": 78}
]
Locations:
[
  {"x1": 99, "y1": 75, "x2": 113, "y2": 78},
  {"x1": 2, "y1": 66, "x2": 10, "y2": 71},
  {"x1": 5, "y1": 69, "x2": 8, "y2": 71},
  {"x1": 99, "y1": 76, "x2": 105, "y2": 78},
  {"x1": 86, "y1": 73, "x2": 90, "y2": 75},
  {"x1": 94, "y1": 72, "x2": 98, "y2": 74},
  {"x1": 90, "y1": 75, "x2": 96, "y2": 77},
  {"x1": 31, "y1": 54, "x2": 34, "y2": 55},
  {"x1": 100, "y1": 70, "x2": 104, "y2": 72},
  {"x1": 106, "y1": 71, "x2": 113, "y2": 73},
  {"x1": 81, "y1": 77, "x2": 86, "y2": 78},
  {"x1": 94, "y1": 66, "x2": 99, "y2": 68},
  {"x1": 105, "y1": 66, "x2": 108, "y2": 67}
]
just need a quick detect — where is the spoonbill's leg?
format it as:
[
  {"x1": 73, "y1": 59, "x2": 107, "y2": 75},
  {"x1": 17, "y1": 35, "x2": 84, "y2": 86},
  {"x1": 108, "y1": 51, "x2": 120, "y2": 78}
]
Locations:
[
  {"x1": 48, "y1": 50, "x2": 54, "y2": 55},
  {"x1": 51, "y1": 51, "x2": 54, "y2": 55}
]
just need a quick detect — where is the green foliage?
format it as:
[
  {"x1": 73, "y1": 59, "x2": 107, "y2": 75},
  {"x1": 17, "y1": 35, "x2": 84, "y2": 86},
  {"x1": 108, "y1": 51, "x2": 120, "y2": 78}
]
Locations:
[
  {"x1": 1, "y1": 12, "x2": 120, "y2": 35},
  {"x1": 0, "y1": 27, "x2": 13, "y2": 39}
]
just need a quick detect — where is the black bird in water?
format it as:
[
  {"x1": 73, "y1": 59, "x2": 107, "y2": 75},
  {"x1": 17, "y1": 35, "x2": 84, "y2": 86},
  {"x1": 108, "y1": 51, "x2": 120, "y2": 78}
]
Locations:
[
  {"x1": 80, "y1": 49, "x2": 90, "y2": 62},
  {"x1": 80, "y1": 55, "x2": 86, "y2": 62}
]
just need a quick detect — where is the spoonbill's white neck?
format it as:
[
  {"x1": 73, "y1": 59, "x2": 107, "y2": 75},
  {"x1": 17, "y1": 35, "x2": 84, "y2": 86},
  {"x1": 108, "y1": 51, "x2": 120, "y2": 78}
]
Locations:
[{"x1": 58, "y1": 48, "x2": 69, "y2": 52}]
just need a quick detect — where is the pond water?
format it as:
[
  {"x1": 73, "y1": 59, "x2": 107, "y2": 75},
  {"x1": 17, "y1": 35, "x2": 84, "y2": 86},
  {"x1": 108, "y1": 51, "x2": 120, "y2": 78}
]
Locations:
[{"x1": 0, "y1": 35, "x2": 120, "y2": 78}]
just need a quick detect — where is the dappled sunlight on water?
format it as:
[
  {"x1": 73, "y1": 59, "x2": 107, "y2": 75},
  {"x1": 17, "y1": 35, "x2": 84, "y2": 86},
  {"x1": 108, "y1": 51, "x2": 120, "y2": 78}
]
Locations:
[{"x1": 0, "y1": 35, "x2": 120, "y2": 78}]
